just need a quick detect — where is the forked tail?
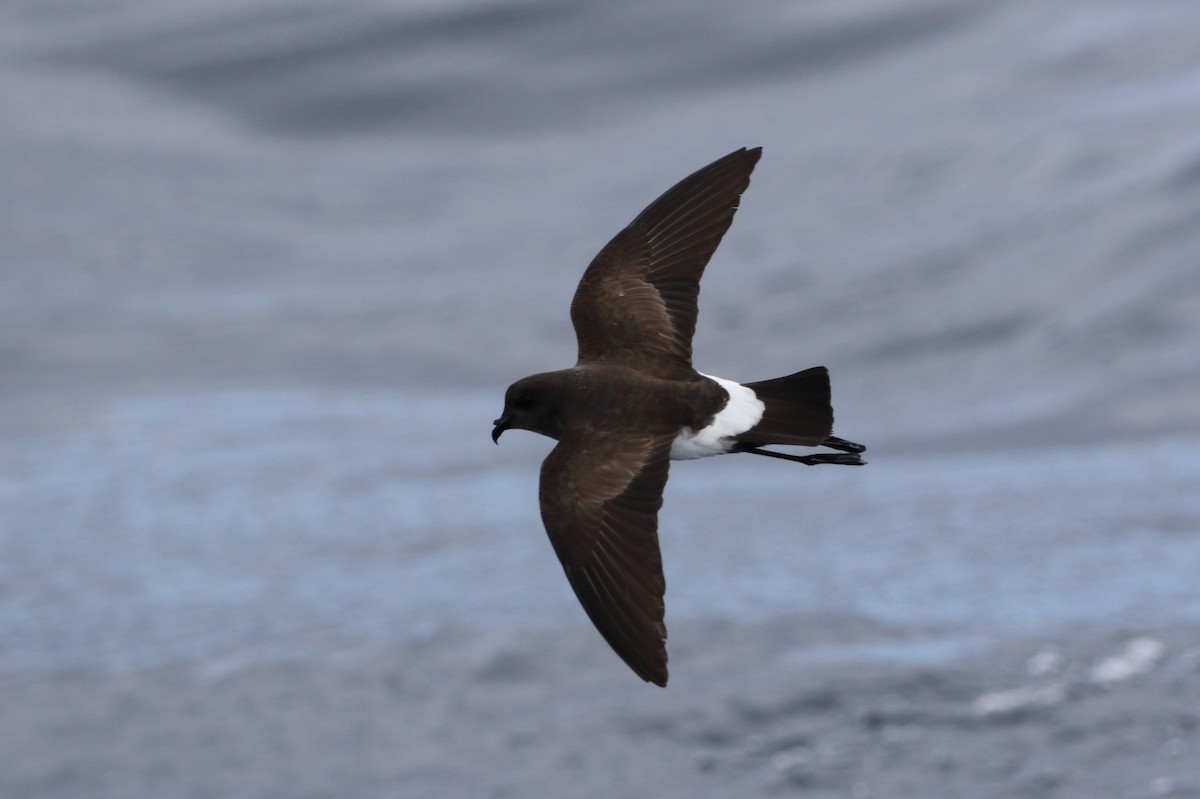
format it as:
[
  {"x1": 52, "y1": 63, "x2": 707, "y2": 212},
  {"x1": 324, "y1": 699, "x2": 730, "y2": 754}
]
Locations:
[{"x1": 735, "y1": 366, "x2": 866, "y2": 465}]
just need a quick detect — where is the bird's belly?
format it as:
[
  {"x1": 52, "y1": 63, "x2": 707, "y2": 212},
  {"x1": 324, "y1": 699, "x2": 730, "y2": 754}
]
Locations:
[{"x1": 669, "y1": 374, "x2": 764, "y2": 460}]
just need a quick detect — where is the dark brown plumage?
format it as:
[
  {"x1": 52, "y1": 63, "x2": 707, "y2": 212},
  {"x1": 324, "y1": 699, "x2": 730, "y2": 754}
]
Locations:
[
  {"x1": 493, "y1": 147, "x2": 865, "y2": 686},
  {"x1": 570, "y1": 148, "x2": 761, "y2": 377}
]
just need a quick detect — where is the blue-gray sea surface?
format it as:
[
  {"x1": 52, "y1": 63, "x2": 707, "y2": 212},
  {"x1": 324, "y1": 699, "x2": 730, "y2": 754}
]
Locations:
[
  {"x1": 3, "y1": 388, "x2": 1199, "y2": 673},
  {"x1": 6, "y1": 2, "x2": 1200, "y2": 797},
  {"x1": 2, "y1": 0, "x2": 1199, "y2": 690}
]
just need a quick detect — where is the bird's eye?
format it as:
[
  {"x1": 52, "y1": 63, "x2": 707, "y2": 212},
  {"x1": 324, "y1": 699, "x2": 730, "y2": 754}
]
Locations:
[{"x1": 513, "y1": 393, "x2": 534, "y2": 409}]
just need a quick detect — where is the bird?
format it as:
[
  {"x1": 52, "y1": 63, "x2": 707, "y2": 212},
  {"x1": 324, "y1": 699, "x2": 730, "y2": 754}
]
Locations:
[{"x1": 491, "y1": 147, "x2": 865, "y2": 686}]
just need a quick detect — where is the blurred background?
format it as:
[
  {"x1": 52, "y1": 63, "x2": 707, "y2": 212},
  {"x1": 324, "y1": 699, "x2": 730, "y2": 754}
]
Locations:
[{"x1": 2, "y1": 0, "x2": 1199, "y2": 796}]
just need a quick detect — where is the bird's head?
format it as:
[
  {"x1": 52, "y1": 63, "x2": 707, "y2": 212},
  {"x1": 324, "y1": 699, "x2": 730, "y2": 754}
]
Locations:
[{"x1": 492, "y1": 373, "x2": 567, "y2": 444}]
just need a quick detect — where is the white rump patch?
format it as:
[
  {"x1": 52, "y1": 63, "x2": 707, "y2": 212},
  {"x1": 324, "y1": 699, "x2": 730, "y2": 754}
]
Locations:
[{"x1": 670, "y1": 374, "x2": 765, "y2": 460}]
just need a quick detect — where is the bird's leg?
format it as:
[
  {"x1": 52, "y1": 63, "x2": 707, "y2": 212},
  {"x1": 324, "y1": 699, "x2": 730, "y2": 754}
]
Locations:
[
  {"x1": 737, "y1": 445, "x2": 865, "y2": 466},
  {"x1": 820, "y1": 436, "x2": 867, "y2": 454}
]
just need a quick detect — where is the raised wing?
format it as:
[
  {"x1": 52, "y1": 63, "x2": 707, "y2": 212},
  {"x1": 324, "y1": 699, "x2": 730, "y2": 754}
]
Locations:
[
  {"x1": 570, "y1": 147, "x2": 762, "y2": 377},
  {"x1": 538, "y1": 426, "x2": 676, "y2": 686}
]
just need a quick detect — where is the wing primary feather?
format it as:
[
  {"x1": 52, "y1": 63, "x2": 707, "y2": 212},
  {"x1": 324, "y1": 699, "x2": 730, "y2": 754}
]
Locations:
[
  {"x1": 538, "y1": 430, "x2": 673, "y2": 685},
  {"x1": 641, "y1": 152, "x2": 756, "y2": 248},
  {"x1": 574, "y1": 562, "x2": 658, "y2": 673}
]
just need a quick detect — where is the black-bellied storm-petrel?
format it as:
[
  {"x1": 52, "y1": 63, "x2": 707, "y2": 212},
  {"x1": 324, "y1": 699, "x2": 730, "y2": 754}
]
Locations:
[{"x1": 492, "y1": 147, "x2": 865, "y2": 686}]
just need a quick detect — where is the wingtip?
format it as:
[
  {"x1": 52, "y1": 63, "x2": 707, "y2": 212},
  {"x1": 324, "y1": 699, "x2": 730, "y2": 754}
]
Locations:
[
  {"x1": 729, "y1": 145, "x2": 763, "y2": 164},
  {"x1": 627, "y1": 644, "x2": 669, "y2": 686},
  {"x1": 641, "y1": 661, "x2": 668, "y2": 687},
  {"x1": 643, "y1": 642, "x2": 669, "y2": 686}
]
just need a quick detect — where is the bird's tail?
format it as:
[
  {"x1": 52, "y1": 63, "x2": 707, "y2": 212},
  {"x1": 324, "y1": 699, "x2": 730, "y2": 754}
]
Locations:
[{"x1": 736, "y1": 366, "x2": 866, "y2": 464}]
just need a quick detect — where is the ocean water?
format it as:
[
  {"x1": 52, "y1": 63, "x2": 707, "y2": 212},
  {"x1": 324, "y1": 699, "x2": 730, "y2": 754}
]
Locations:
[
  {"x1": 2, "y1": 389, "x2": 1198, "y2": 672},
  {"x1": 3, "y1": 0, "x2": 1200, "y2": 675}
]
